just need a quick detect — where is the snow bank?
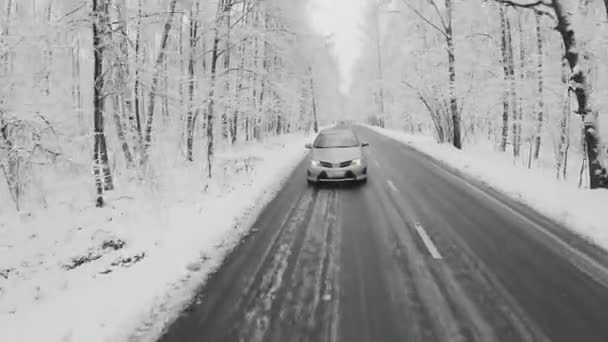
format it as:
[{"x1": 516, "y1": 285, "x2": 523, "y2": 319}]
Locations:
[
  {"x1": 368, "y1": 125, "x2": 608, "y2": 252},
  {"x1": 0, "y1": 133, "x2": 312, "y2": 342}
]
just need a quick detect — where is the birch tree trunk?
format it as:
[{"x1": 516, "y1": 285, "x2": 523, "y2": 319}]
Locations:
[
  {"x1": 552, "y1": 0, "x2": 607, "y2": 188},
  {"x1": 309, "y1": 65, "x2": 319, "y2": 133},
  {"x1": 222, "y1": 1, "x2": 233, "y2": 141},
  {"x1": 109, "y1": 0, "x2": 133, "y2": 167},
  {"x1": 232, "y1": 38, "x2": 247, "y2": 143},
  {"x1": 533, "y1": 13, "x2": 544, "y2": 160},
  {"x1": 71, "y1": 39, "x2": 83, "y2": 133},
  {"x1": 504, "y1": 8, "x2": 517, "y2": 157},
  {"x1": 92, "y1": 0, "x2": 114, "y2": 207},
  {"x1": 514, "y1": 11, "x2": 526, "y2": 157},
  {"x1": 186, "y1": 2, "x2": 199, "y2": 161},
  {"x1": 42, "y1": 3, "x2": 53, "y2": 97},
  {"x1": 206, "y1": 1, "x2": 223, "y2": 178},
  {"x1": 499, "y1": 4, "x2": 510, "y2": 152},
  {"x1": 115, "y1": 0, "x2": 135, "y2": 140},
  {"x1": 374, "y1": 6, "x2": 385, "y2": 128},
  {"x1": 445, "y1": 0, "x2": 461, "y2": 149},
  {"x1": 557, "y1": 56, "x2": 571, "y2": 179},
  {"x1": 133, "y1": 0, "x2": 143, "y2": 138}
]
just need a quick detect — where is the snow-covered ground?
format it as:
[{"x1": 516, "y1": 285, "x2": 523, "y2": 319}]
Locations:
[
  {"x1": 0, "y1": 132, "x2": 313, "y2": 342},
  {"x1": 369, "y1": 125, "x2": 608, "y2": 252}
]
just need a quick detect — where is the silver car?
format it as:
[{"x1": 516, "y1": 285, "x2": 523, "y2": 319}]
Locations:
[{"x1": 305, "y1": 129, "x2": 369, "y2": 185}]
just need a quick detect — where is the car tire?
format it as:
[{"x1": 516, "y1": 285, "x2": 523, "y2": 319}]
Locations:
[
  {"x1": 358, "y1": 178, "x2": 368, "y2": 186},
  {"x1": 307, "y1": 179, "x2": 316, "y2": 187}
]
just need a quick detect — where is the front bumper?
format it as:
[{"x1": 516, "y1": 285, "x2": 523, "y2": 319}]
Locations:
[{"x1": 307, "y1": 163, "x2": 368, "y2": 182}]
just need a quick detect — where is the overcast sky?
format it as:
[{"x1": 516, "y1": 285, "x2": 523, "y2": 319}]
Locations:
[{"x1": 307, "y1": 0, "x2": 367, "y2": 94}]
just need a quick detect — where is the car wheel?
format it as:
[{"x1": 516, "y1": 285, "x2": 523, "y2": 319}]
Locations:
[
  {"x1": 307, "y1": 179, "x2": 316, "y2": 187},
  {"x1": 358, "y1": 178, "x2": 368, "y2": 186}
]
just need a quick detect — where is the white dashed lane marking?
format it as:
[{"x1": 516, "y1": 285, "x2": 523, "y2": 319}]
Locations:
[
  {"x1": 414, "y1": 223, "x2": 443, "y2": 259},
  {"x1": 387, "y1": 180, "x2": 397, "y2": 192}
]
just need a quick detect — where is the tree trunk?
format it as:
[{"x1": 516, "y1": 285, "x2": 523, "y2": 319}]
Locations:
[
  {"x1": 557, "y1": 56, "x2": 571, "y2": 179},
  {"x1": 256, "y1": 8, "x2": 270, "y2": 140},
  {"x1": 552, "y1": 0, "x2": 606, "y2": 188},
  {"x1": 533, "y1": 13, "x2": 544, "y2": 160},
  {"x1": 92, "y1": 0, "x2": 114, "y2": 207},
  {"x1": 162, "y1": 57, "x2": 169, "y2": 120},
  {"x1": 232, "y1": 40, "x2": 247, "y2": 144},
  {"x1": 42, "y1": 3, "x2": 53, "y2": 97},
  {"x1": 309, "y1": 66, "x2": 318, "y2": 133},
  {"x1": 114, "y1": 0, "x2": 137, "y2": 165},
  {"x1": 505, "y1": 8, "x2": 517, "y2": 157},
  {"x1": 71, "y1": 38, "x2": 83, "y2": 133},
  {"x1": 107, "y1": 2, "x2": 133, "y2": 167},
  {"x1": 141, "y1": 0, "x2": 177, "y2": 164},
  {"x1": 186, "y1": 2, "x2": 199, "y2": 161},
  {"x1": 499, "y1": 4, "x2": 509, "y2": 152},
  {"x1": 445, "y1": 0, "x2": 460, "y2": 149},
  {"x1": 133, "y1": 0, "x2": 143, "y2": 139},
  {"x1": 374, "y1": 7, "x2": 385, "y2": 128},
  {"x1": 222, "y1": 1, "x2": 233, "y2": 141},
  {"x1": 206, "y1": 2, "x2": 222, "y2": 178},
  {"x1": 514, "y1": 11, "x2": 526, "y2": 157}
]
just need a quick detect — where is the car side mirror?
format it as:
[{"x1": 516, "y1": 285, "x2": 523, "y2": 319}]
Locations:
[
  {"x1": 361, "y1": 142, "x2": 369, "y2": 147},
  {"x1": 305, "y1": 143, "x2": 312, "y2": 149}
]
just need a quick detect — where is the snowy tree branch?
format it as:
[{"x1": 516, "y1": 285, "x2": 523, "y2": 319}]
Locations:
[
  {"x1": 400, "y1": 0, "x2": 449, "y2": 38},
  {"x1": 494, "y1": 0, "x2": 556, "y2": 19},
  {"x1": 428, "y1": 0, "x2": 449, "y2": 31},
  {"x1": 495, "y1": 0, "x2": 552, "y2": 8}
]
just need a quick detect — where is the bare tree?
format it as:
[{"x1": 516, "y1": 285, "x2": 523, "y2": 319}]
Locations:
[
  {"x1": 108, "y1": 0, "x2": 134, "y2": 167},
  {"x1": 141, "y1": 0, "x2": 178, "y2": 165},
  {"x1": 514, "y1": 10, "x2": 526, "y2": 157},
  {"x1": 308, "y1": 65, "x2": 319, "y2": 133},
  {"x1": 494, "y1": 0, "x2": 607, "y2": 188},
  {"x1": 206, "y1": 0, "x2": 225, "y2": 178},
  {"x1": 498, "y1": 4, "x2": 511, "y2": 152},
  {"x1": 133, "y1": 0, "x2": 143, "y2": 140},
  {"x1": 557, "y1": 56, "x2": 571, "y2": 179},
  {"x1": 186, "y1": 1, "x2": 200, "y2": 161},
  {"x1": 372, "y1": 4, "x2": 386, "y2": 128},
  {"x1": 401, "y1": 0, "x2": 462, "y2": 148},
  {"x1": 533, "y1": 13, "x2": 544, "y2": 160},
  {"x1": 92, "y1": 0, "x2": 114, "y2": 207}
]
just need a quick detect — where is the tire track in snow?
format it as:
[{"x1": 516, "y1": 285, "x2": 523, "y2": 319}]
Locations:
[
  {"x1": 265, "y1": 189, "x2": 339, "y2": 342},
  {"x1": 237, "y1": 190, "x2": 317, "y2": 342}
]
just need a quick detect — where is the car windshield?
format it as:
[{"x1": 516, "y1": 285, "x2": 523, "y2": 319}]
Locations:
[{"x1": 313, "y1": 132, "x2": 360, "y2": 148}]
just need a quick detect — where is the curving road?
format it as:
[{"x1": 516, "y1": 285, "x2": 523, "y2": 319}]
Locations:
[{"x1": 158, "y1": 126, "x2": 608, "y2": 342}]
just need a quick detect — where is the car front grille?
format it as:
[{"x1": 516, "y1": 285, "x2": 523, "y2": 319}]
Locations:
[{"x1": 319, "y1": 160, "x2": 353, "y2": 168}]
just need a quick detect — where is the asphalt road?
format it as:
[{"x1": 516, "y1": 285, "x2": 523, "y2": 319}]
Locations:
[{"x1": 158, "y1": 126, "x2": 608, "y2": 342}]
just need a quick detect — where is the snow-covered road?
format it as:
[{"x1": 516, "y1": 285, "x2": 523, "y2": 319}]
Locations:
[{"x1": 158, "y1": 126, "x2": 608, "y2": 342}]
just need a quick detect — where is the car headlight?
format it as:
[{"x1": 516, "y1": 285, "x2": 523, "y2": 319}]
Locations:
[
  {"x1": 311, "y1": 160, "x2": 320, "y2": 167},
  {"x1": 352, "y1": 159, "x2": 362, "y2": 166}
]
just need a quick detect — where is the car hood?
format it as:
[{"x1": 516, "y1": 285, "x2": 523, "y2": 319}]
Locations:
[{"x1": 312, "y1": 147, "x2": 362, "y2": 162}]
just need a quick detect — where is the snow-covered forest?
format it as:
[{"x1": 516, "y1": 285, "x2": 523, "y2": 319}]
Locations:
[
  {"x1": 0, "y1": 0, "x2": 340, "y2": 212},
  {"x1": 351, "y1": 0, "x2": 608, "y2": 188},
  {"x1": 4, "y1": 0, "x2": 608, "y2": 341}
]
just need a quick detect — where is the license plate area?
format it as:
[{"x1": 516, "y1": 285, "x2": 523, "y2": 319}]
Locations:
[{"x1": 327, "y1": 170, "x2": 345, "y2": 179}]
